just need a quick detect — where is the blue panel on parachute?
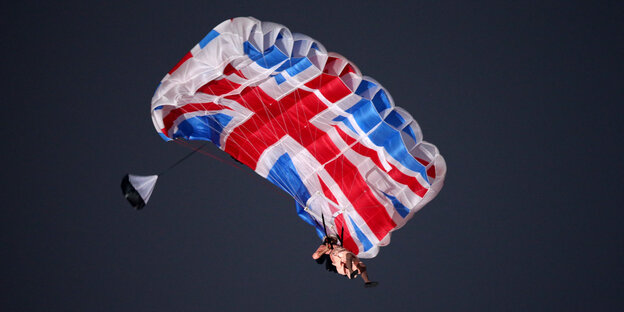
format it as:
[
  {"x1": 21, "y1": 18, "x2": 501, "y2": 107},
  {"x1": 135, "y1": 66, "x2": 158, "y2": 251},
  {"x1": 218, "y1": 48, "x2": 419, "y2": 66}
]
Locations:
[
  {"x1": 199, "y1": 30, "x2": 220, "y2": 48},
  {"x1": 244, "y1": 41, "x2": 288, "y2": 68},
  {"x1": 267, "y1": 154, "x2": 317, "y2": 230},
  {"x1": 285, "y1": 57, "x2": 312, "y2": 77},
  {"x1": 368, "y1": 123, "x2": 429, "y2": 184},
  {"x1": 349, "y1": 216, "x2": 373, "y2": 252},
  {"x1": 274, "y1": 73, "x2": 286, "y2": 85},
  {"x1": 332, "y1": 115, "x2": 357, "y2": 134},
  {"x1": 402, "y1": 125, "x2": 418, "y2": 143},
  {"x1": 372, "y1": 89, "x2": 391, "y2": 113},
  {"x1": 346, "y1": 99, "x2": 382, "y2": 133},
  {"x1": 158, "y1": 132, "x2": 173, "y2": 142},
  {"x1": 383, "y1": 192, "x2": 410, "y2": 218},
  {"x1": 355, "y1": 79, "x2": 377, "y2": 97},
  {"x1": 384, "y1": 110, "x2": 405, "y2": 129},
  {"x1": 172, "y1": 114, "x2": 233, "y2": 147}
]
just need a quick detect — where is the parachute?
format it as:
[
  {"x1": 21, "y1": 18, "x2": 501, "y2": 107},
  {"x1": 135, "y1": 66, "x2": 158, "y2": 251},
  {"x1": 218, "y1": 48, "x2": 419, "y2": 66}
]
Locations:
[
  {"x1": 121, "y1": 174, "x2": 158, "y2": 210},
  {"x1": 151, "y1": 17, "x2": 446, "y2": 258}
]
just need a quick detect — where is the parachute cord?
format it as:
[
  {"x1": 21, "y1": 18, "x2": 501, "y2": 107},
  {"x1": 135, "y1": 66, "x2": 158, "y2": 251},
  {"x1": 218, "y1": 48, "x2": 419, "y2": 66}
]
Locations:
[
  {"x1": 174, "y1": 139, "x2": 242, "y2": 170},
  {"x1": 172, "y1": 139, "x2": 295, "y2": 203},
  {"x1": 157, "y1": 142, "x2": 208, "y2": 176}
]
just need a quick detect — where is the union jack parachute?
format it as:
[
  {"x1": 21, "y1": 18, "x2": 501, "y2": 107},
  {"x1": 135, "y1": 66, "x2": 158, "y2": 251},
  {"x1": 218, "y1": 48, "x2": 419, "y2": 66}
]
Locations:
[{"x1": 151, "y1": 17, "x2": 446, "y2": 258}]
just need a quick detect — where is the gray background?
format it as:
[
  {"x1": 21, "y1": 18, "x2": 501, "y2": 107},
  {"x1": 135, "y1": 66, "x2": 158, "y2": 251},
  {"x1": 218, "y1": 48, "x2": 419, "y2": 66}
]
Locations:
[{"x1": 3, "y1": 0, "x2": 623, "y2": 311}]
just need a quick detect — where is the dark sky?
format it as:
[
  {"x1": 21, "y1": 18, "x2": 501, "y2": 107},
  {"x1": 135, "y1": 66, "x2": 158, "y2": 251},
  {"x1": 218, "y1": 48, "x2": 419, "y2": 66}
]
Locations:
[{"x1": 3, "y1": 0, "x2": 623, "y2": 311}]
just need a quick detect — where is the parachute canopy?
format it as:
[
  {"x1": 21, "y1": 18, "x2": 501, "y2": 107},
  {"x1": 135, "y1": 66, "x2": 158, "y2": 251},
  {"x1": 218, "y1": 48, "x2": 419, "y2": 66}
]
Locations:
[
  {"x1": 151, "y1": 17, "x2": 446, "y2": 258},
  {"x1": 121, "y1": 174, "x2": 158, "y2": 210}
]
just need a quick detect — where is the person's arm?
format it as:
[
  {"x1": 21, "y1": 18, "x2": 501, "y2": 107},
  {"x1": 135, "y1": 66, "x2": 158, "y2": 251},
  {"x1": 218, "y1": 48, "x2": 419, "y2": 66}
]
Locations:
[{"x1": 312, "y1": 244, "x2": 329, "y2": 259}]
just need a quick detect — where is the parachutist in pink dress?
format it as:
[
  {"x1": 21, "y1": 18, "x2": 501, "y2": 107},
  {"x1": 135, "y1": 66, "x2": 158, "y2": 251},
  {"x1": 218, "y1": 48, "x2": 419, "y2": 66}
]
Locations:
[{"x1": 312, "y1": 237, "x2": 378, "y2": 287}]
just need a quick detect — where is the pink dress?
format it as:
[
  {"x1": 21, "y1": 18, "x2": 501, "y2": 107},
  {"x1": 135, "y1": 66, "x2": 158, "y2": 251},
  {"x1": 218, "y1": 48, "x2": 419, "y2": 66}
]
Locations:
[{"x1": 328, "y1": 246, "x2": 360, "y2": 277}]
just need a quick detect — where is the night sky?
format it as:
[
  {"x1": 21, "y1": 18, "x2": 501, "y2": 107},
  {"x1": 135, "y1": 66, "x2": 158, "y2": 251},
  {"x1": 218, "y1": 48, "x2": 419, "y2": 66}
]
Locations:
[{"x1": 3, "y1": 1, "x2": 623, "y2": 311}]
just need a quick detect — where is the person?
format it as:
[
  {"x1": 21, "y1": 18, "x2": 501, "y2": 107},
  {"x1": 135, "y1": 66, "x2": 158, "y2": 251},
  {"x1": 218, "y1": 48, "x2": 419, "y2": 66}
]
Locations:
[{"x1": 312, "y1": 236, "x2": 379, "y2": 288}]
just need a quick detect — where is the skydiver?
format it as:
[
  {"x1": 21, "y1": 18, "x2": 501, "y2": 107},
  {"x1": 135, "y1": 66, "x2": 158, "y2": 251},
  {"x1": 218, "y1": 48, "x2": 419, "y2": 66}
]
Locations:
[{"x1": 312, "y1": 236, "x2": 379, "y2": 288}]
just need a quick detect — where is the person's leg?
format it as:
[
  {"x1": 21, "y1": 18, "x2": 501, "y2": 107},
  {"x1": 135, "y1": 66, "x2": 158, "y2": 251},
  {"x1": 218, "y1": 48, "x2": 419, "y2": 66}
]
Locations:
[
  {"x1": 356, "y1": 262, "x2": 378, "y2": 287},
  {"x1": 345, "y1": 253, "x2": 354, "y2": 278},
  {"x1": 356, "y1": 262, "x2": 370, "y2": 283}
]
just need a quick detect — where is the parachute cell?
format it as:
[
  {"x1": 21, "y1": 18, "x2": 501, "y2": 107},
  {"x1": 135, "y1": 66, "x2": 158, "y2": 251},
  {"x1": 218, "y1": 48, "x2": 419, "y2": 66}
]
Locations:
[{"x1": 151, "y1": 17, "x2": 446, "y2": 258}]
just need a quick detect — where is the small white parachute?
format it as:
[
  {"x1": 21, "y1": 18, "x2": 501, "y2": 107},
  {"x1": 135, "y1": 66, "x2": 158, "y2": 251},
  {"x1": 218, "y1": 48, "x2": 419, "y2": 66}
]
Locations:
[{"x1": 121, "y1": 174, "x2": 158, "y2": 210}]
